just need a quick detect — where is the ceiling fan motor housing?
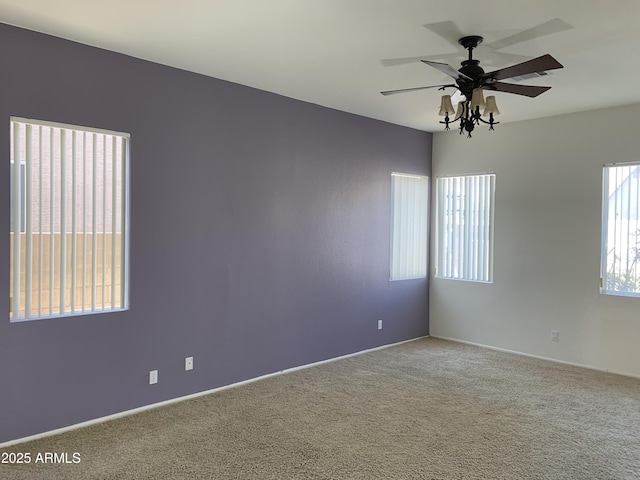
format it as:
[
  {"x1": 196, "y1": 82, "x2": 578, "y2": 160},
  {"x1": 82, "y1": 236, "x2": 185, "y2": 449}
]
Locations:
[{"x1": 457, "y1": 60, "x2": 485, "y2": 97}]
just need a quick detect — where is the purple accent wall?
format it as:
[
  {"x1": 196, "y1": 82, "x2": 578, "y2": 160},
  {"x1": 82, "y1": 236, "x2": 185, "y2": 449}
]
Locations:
[{"x1": 0, "y1": 23, "x2": 431, "y2": 443}]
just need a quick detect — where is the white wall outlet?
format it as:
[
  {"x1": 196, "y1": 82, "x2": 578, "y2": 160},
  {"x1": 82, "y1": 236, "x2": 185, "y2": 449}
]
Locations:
[
  {"x1": 551, "y1": 330, "x2": 559, "y2": 341},
  {"x1": 185, "y1": 356, "x2": 193, "y2": 371},
  {"x1": 149, "y1": 370, "x2": 158, "y2": 385},
  {"x1": 378, "y1": 320, "x2": 383, "y2": 330}
]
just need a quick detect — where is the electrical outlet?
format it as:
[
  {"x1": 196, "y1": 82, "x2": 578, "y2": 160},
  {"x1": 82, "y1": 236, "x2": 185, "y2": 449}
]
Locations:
[
  {"x1": 378, "y1": 320, "x2": 383, "y2": 330},
  {"x1": 185, "y1": 356, "x2": 193, "y2": 371},
  {"x1": 149, "y1": 370, "x2": 158, "y2": 385},
  {"x1": 551, "y1": 330, "x2": 559, "y2": 342}
]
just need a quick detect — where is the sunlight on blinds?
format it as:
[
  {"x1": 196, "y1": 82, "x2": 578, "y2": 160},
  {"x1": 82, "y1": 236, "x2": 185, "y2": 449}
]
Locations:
[
  {"x1": 435, "y1": 174, "x2": 495, "y2": 283},
  {"x1": 10, "y1": 117, "x2": 130, "y2": 320},
  {"x1": 390, "y1": 173, "x2": 429, "y2": 281},
  {"x1": 601, "y1": 163, "x2": 640, "y2": 297}
]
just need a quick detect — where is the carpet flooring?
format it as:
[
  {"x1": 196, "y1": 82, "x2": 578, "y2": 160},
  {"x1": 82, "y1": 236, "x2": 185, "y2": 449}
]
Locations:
[{"x1": 1, "y1": 337, "x2": 639, "y2": 479}]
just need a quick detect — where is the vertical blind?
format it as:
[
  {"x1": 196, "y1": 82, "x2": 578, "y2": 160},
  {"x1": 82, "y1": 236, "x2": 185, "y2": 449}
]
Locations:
[
  {"x1": 390, "y1": 173, "x2": 429, "y2": 280},
  {"x1": 10, "y1": 117, "x2": 130, "y2": 320},
  {"x1": 435, "y1": 174, "x2": 495, "y2": 282},
  {"x1": 601, "y1": 163, "x2": 640, "y2": 296}
]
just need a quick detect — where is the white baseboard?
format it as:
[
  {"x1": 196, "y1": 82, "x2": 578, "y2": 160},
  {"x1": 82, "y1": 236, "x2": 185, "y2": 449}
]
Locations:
[
  {"x1": 0, "y1": 336, "x2": 428, "y2": 449},
  {"x1": 431, "y1": 335, "x2": 640, "y2": 380}
]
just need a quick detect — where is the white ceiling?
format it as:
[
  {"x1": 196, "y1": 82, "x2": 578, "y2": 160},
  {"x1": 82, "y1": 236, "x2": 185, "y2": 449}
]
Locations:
[{"x1": 1, "y1": 0, "x2": 639, "y2": 132}]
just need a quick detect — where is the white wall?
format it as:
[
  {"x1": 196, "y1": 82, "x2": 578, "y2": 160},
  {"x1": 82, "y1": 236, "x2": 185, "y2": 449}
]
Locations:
[{"x1": 430, "y1": 103, "x2": 640, "y2": 378}]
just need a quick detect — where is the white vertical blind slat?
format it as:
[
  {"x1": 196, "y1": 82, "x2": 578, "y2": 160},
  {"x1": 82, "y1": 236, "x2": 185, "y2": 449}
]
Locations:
[
  {"x1": 464, "y1": 176, "x2": 471, "y2": 279},
  {"x1": 456, "y1": 177, "x2": 460, "y2": 278},
  {"x1": 102, "y1": 135, "x2": 107, "y2": 309},
  {"x1": 60, "y1": 129, "x2": 67, "y2": 315},
  {"x1": 49, "y1": 129, "x2": 55, "y2": 316},
  {"x1": 491, "y1": 175, "x2": 496, "y2": 280},
  {"x1": 82, "y1": 132, "x2": 87, "y2": 312},
  {"x1": 25, "y1": 124, "x2": 33, "y2": 317},
  {"x1": 12, "y1": 123, "x2": 22, "y2": 317},
  {"x1": 444, "y1": 177, "x2": 452, "y2": 278},
  {"x1": 71, "y1": 130, "x2": 77, "y2": 314},
  {"x1": 111, "y1": 136, "x2": 118, "y2": 309},
  {"x1": 38, "y1": 125, "x2": 44, "y2": 317},
  {"x1": 121, "y1": 138, "x2": 129, "y2": 307},
  {"x1": 477, "y1": 175, "x2": 484, "y2": 282},
  {"x1": 92, "y1": 133, "x2": 98, "y2": 311}
]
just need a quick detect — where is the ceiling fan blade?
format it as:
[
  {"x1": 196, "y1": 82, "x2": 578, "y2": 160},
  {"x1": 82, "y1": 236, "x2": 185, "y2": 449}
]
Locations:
[
  {"x1": 381, "y1": 84, "x2": 455, "y2": 96},
  {"x1": 422, "y1": 21, "x2": 465, "y2": 48},
  {"x1": 487, "y1": 19, "x2": 573, "y2": 51},
  {"x1": 381, "y1": 21, "x2": 464, "y2": 68},
  {"x1": 421, "y1": 60, "x2": 472, "y2": 81},
  {"x1": 480, "y1": 54, "x2": 563, "y2": 81},
  {"x1": 382, "y1": 52, "x2": 469, "y2": 68},
  {"x1": 485, "y1": 82, "x2": 552, "y2": 98},
  {"x1": 381, "y1": 55, "x2": 431, "y2": 67}
]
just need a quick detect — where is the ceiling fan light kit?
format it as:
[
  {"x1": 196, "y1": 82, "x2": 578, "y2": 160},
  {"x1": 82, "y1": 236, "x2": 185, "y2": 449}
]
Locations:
[
  {"x1": 382, "y1": 35, "x2": 563, "y2": 137},
  {"x1": 438, "y1": 94, "x2": 455, "y2": 116}
]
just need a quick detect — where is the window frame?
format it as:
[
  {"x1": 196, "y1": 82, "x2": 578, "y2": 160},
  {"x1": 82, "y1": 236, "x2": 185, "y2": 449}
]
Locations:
[
  {"x1": 9, "y1": 116, "x2": 131, "y2": 321},
  {"x1": 434, "y1": 173, "x2": 496, "y2": 283},
  {"x1": 389, "y1": 172, "x2": 429, "y2": 281},
  {"x1": 600, "y1": 162, "x2": 640, "y2": 298}
]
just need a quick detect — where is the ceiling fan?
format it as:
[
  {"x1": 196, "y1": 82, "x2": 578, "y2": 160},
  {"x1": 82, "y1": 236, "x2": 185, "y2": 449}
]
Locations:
[{"x1": 380, "y1": 35, "x2": 564, "y2": 136}]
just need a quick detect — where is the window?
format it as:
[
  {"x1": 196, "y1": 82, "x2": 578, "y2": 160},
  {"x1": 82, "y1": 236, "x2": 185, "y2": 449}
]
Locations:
[
  {"x1": 390, "y1": 173, "x2": 429, "y2": 280},
  {"x1": 435, "y1": 174, "x2": 495, "y2": 282},
  {"x1": 10, "y1": 117, "x2": 130, "y2": 320},
  {"x1": 601, "y1": 163, "x2": 640, "y2": 297}
]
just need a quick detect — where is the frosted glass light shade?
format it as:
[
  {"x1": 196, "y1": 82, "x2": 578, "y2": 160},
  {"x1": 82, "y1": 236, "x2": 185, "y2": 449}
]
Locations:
[
  {"x1": 483, "y1": 96, "x2": 500, "y2": 116},
  {"x1": 438, "y1": 95, "x2": 455, "y2": 116},
  {"x1": 455, "y1": 102, "x2": 467, "y2": 120},
  {"x1": 470, "y1": 88, "x2": 486, "y2": 109}
]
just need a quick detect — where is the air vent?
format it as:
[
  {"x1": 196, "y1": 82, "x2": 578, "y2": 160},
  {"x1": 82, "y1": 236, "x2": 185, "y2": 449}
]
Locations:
[{"x1": 511, "y1": 71, "x2": 550, "y2": 82}]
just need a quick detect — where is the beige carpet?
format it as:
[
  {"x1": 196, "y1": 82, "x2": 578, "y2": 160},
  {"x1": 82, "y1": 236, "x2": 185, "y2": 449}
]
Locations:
[{"x1": 1, "y1": 338, "x2": 639, "y2": 479}]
